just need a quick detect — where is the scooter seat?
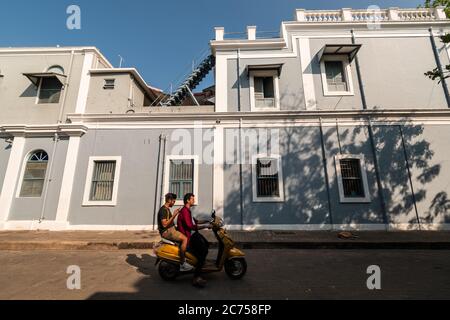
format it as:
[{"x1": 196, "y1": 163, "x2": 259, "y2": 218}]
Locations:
[{"x1": 161, "y1": 238, "x2": 177, "y2": 246}]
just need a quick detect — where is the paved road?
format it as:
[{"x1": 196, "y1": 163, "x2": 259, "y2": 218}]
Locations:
[{"x1": 0, "y1": 249, "x2": 449, "y2": 300}]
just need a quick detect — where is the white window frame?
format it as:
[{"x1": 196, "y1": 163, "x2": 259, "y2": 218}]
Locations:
[
  {"x1": 15, "y1": 150, "x2": 49, "y2": 199},
  {"x1": 320, "y1": 55, "x2": 354, "y2": 97},
  {"x1": 252, "y1": 154, "x2": 285, "y2": 203},
  {"x1": 82, "y1": 156, "x2": 122, "y2": 207},
  {"x1": 164, "y1": 155, "x2": 199, "y2": 206},
  {"x1": 249, "y1": 70, "x2": 280, "y2": 112},
  {"x1": 335, "y1": 154, "x2": 371, "y2": 204}
]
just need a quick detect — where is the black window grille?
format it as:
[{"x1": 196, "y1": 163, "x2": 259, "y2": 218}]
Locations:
[
  {"x1": 340, "y1": 158, "x2": 365, "y2": 198},
  {"x1": 256, "y1": 158, "x2": 280, "y2": 197}
]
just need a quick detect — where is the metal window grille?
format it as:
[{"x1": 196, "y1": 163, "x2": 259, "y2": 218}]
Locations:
[
  {"x1": 325, "y1": 61, "x2": 348, "y2": 92},
  {"x1": 104, "y1": 79, "x2": 115, "y2": 89},
  {"x1": 20, "y1": 151, "x2": 49, "y2": 198},
  {"x1": 340, "y1": 158, "x2": 365, "y2": 198},
  {"x1": 90, "y1": 161, "x2": 116, "y2": 201},
  {"x1": 169, "y1": 159, "x2": 194, "y2": 200},
  {"x1": 38, "y1": 77, "x2": 62, "y2": 103},
  {"x1": 256, "y1": 158, "x2": 280, "y2": 197}
]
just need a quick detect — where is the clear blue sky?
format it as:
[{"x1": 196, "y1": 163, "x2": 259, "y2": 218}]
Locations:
[{"x1": 0, "y1": 0, "x2": 423, "y2": 92}]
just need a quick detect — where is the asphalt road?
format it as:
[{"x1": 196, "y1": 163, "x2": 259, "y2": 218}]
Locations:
[{"x1": 0, "y1": 249, "x2": 449, "y2": 300}]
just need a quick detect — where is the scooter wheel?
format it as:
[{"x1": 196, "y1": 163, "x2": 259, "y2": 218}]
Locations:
[
  {"x1": 225, "y1": 258, "x2": 247, "y2": 280},
  {"x1": 158, "y1": 261, "x2": 179, "y2": 281}
]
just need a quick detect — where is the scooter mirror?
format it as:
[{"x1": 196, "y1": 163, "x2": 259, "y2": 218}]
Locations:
[{"x1": 211, "y1": 210, "x2": 216, "y2": 219}]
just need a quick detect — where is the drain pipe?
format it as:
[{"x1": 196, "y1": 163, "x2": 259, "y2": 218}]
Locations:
[
  {"x1": 399, "y1": 125, "x2": 421, "y2": 230},
  {"x1": 238, "y1": 118, "x2": 244, "y2": 230},
  {"x1": 351, "y1": 30, "x2": 367, "y2": 110},
  {"x1": 367, "y1": 118, "x2": 389, "y2": 229},
  {"x1": 58, "y1": 50, "x2": 75, "y2": 123},
  {"x1": 39, "y1": 132, "x2": 60, "y2": 224},
  {"x1": 153, "y1": 134, "x2": 167, "y2": 230},
  {"x1": 237, "y1": 49, "x2": 242, "y2": 112},
  {"x1": 319, "y1": 118, "x2": 334, "y2": 228}
]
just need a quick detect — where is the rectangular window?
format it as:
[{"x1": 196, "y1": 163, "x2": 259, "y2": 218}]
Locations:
[
  {"x1": 252, "y1": 155, "x2": 284, "y2": 203},
  {"x1": 325, "y1": 61, "x2": 348, "y2": 92},
  {"x1": 82, "y1": 156, "x2": 122, "y2": 206},
  {"x1": 38, "y1": 77, "x2": 62, "y2": 103},
  {"x1": 335, "y1": 155, "x2": 371, "y2": 203},
  {"x1": 90, "y1": 161, "x2": 116, "y2": 201},
  {"x1": 340, "y1": 159, "x2": 364, "y2": 198},
  {"x1": 169, "y1": 159, "x2": 194, "y2": 200},
  {"x1": 164, "y1": 155, "x2": 199, "y2": 206},
  {"x1": 20, "y1": 162, "x2": 47, "y2": 198},
  {"x1": 256, "y1": 158, "x2": 280, "y2": 197},
  {"x1": 254, "y1": 76, "x2": 275, "y2": 108},
  {"x1": 104, "y1": 79, "x2": 115, "y2": 89}
]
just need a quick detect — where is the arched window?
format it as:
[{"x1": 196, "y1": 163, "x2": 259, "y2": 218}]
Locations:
[
  {"x1": 47, "y1": 65, "x2": 65, "y2": 75},
  {"x1": 19, "y1": 150, "x2": 49, "y2": 198}
]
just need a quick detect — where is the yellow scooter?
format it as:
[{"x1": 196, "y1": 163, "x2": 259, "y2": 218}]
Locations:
[{"x1": 155, "y1": 210, "x2": 247, "y2": 281}]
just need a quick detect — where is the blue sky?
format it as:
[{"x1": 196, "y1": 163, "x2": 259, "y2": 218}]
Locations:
[{"x1": 0, "y1": 0, "x2": 423, "y2": 91}]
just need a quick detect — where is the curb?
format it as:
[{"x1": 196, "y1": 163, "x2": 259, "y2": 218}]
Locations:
[{"x1": 1, "y1": 241, "x2": 450, "y2": 251}]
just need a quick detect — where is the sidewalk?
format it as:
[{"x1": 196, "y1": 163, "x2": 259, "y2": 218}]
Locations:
[{"x1": 0, "y1": 230, "x2": 450, "y2": 251}]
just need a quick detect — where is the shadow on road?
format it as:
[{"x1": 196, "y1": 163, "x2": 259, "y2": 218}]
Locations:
[{"x1": 87, "y1": 253, "x2": 240, "y2": 300}]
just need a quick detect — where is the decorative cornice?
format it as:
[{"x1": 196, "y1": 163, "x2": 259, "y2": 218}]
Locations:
[
  {"x1": 66, "y1": 109, "x2": 450, "y2": 124},
  {"x1": 0, "y1": 124, "x2": 88, "y2": 138}
]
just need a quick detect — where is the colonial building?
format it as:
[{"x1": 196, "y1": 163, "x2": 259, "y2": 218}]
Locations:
[{"x1": 1, "y1": 7, "x2": 450, "y2": 231}]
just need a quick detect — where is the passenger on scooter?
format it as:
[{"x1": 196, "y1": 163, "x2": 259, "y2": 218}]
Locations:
[
  {"x1": 177, "y1": 193, "x2": 212, "y2": 288},
  {"x1": 157, "y1": 193, "x2": 194, "y2": 272}
]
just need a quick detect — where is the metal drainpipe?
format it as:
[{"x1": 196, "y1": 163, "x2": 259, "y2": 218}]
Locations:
[
  {"x1": 238, "y1": 118, "x2": 244, "y2": 230},
  {"x1": 367, "y1": 118, "x2": 389, "y2": 229},
  {"x1": 429, "y1": 27, "x2": 450, "y2": 108},
  {"x1": 319, "y1": 118, "x2": 334, "y2": 228},
  {"x1": 352, "y1": 30, "x2": 388, "y2": 229},
  {"x1": 351, "y1": 30, "x2": 367, "y2": 110},
  {"x1": 237, "y1": 49, "x2": 242, "y2": 112},
  {"x1": 58, "y1": 50, "x2": 75, "y2": 123},
  {"x1": 158, "y1": 135, "x2": 167, "y2": 219},
  {"x1": 399, "y1": 125, "x2": 422, "y2": 230},
  {"x1": 39, "y1": 132, "x2": 59, "y2": 223},
  {"x1": 152, "y1": 134, "x2": 165, "y2": 231}
]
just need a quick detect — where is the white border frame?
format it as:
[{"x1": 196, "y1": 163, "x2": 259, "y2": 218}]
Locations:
[
  {"x1": 249, "y1": 70, "x2": 281, "y2": 112},
  {"x1": 82, "y1": 156, "x2": 122, "y2": 207},
  {"x1": 15, "y1": 149, "x2": 49, "y2": 199},
  {"x1": 252, "y1": 154, "x2": 285, "y2": 203},
  {"x1": 163, "y1": 155, "x2": 200, "y2": 206},
  {"x1": 335, "y1": 154, "x2": 371, "y2": 204},
  {"x1": 320, "y1": 55, "x2": 355, "y2": 97}
]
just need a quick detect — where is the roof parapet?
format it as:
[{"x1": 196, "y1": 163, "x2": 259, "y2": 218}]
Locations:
[{"x1": 294, "y1": 6, "x2": 448, "y2": 23}]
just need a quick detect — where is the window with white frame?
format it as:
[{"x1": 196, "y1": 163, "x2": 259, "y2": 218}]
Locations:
[
  {"x1": 83, "y1": 156, "x2": 121, "y2": 206},
  {"x1": 250, "y1": 70, "x2": 280, "y2": 111},
  {"x1": 320, "y1": 56, "x2": 354, "y2": 96},
  {"x1": 335, "y1": 155, "x2": 371, "y2": 203},
  {"x1": 19, "y1": 150, "x2": 48, "y2": 198},
  {"x1": 252, "y1": 154, "x2": 284, "y2": 202},
  {"x1": 164, "y1": 155, "x2": 199, "y2": 206}
]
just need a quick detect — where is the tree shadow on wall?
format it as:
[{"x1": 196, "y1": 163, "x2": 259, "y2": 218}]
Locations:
[{"x1": 223, "y1": 116, "x2": 448, "y2": 229}]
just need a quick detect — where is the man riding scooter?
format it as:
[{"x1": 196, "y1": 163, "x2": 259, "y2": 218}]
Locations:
[
  {"x1": 157, "y1": 193, "x2": 194, "y2": 272},
  {"x1": 177, "y1": 193, "x2": 212, "y2": 288}
]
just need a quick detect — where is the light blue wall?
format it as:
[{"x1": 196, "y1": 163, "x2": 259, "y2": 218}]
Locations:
[
  {"x1": 9, "y1": 137, "x2": 69, "y2": 221},
  {"x1": 68, "y1": 129, "x2": 214, "y2": 226}
]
